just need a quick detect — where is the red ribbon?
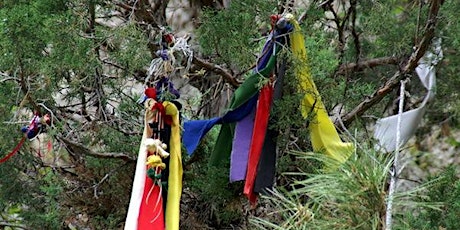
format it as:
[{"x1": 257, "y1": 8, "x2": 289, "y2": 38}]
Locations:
[
  {"x1": 151, "y1": 102, "x2": 173, "y2": 125},
  {"x1": 243, "y1": 84, "x2": 274, "y2": 205},
  {"x1": 0, "y1": 137, "x2": 26, "y2": 164}
]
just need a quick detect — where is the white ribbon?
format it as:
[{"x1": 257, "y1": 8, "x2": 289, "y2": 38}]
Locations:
[{"x1": 374, "y1": 39, "x2": 442, "y2": 152}]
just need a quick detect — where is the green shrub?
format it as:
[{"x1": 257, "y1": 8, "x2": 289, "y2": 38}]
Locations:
[
  {"x1": 184, "y1": 126, "x2": 245, "y2": 227},
  {"x1": 404, "y1": 166, "x2": 460, "y2": 230}
]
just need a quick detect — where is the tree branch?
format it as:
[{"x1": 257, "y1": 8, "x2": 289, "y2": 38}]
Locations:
[
  {"x1": 18, "y1": 62, "x2": 40, "y2": 113},
  {"x1": 192, "y1": 56, "x2": 240, "y2": 88},
  {"x1": 350, "y1": 0, "x2": 361, "y2": 63},
  {"x1": 58, "y1": 136, "x2": 135, "y2": 162},
  {"x1": 0, "y1": 222, "x2": 30, "y2": 230},
  {"x1": 324, "y1": 1, "x2": 346, "y2": 64},
  {"x1": 336, "y1": 56, "x2": 400, "y2": 75},
  {"x1": 338, "y1": 0, "x2": 443, "y2": 128},
  {"x1": 0, "y1": 77, "x2": 18, "y2": 83},
  {"x1": 0, "y1": 72, "x2": 19, "y2": 83}
]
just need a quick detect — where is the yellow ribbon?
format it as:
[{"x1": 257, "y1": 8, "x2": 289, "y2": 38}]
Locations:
[
  {"x1": 163, "y1": 101, "x2": 182, "y2": 230},
  {"x1": 286, "y1": 14, "x2": 353, "y2": 165}
]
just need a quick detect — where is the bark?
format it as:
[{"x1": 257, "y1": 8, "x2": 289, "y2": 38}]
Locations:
[
  {"x1": 192, "y1": 56, "x2": 240, "y2": 88},
  {"x1": 336, "y1": 57, "x2": 400, "y2": 75},
  {"x1": 58, "y1": 136, "x2": 135, "y2": 162}
]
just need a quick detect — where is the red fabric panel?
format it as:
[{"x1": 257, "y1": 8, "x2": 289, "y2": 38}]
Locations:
[
  {"x1": 138, "y1": 173, "x2": 164, "y2": 230},
  {"x1": 243, "y1": 84, "x2": 273, "y2": 205}
]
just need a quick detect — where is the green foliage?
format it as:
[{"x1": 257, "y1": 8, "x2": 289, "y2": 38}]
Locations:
[
  {"x1": 0, "y1": 0, "x2": 68, "y2": 68},
  {"x1": 404, "y1": 166, "x2": 460, "y2": 230},
  {"x1": 193, "y1": 1, "x2": 460, "y2": 229},
  {"x1": 1, "y1": 0, "x2": 460, "y2": 229},
  {"x1": 26, "y1": 168, "x2": 65, "y2": 229},
  {"x1": 251, "y1": 149, "x2": 387, "y2": 229},
  {"x1": 0, "y1": 82, "x2": 21, "y2": 144},
  {"x1": 0, "y1": 1, "x2": 141, "y2": 228},
  {"x1": 359, "y1": 0, "x2": 418, "y2": 58},
  {"x1": 99, "y1": 22, "x2": 151, "y2": 72},
  {"x1": 0, "y1": 84, "x2": 27, "y2": 222},
  {"x1": 184, "y1": 127, "x2": 245, "y2": 227},
  {"x1": 193, "y1": 166, "x2": 244, "y2": 225},
  {"x1": 78, "y1": 156, "x2": 132, "y2": 228},
  {"x1": 427, "y1": 0, "x2": 460, "y2": 123},
  {"x1": 197, "y1": 0, "x2": 276, "y2": 70},
  {"x1": 251, "y1": 148, "x2": 445, "y2": 230},
  {"x1": 0, "y1": 165, "x2": 66, "y2": 230},
  {"x1": 95, "y1": 125, "x2": 140, "y2": 154}
]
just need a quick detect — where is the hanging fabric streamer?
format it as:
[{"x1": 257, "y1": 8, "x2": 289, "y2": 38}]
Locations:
[
  {"x1": 252, "y1": 58, "x2": 286, "y2": 195},
  {"x1": 243, "y1": 84, "x2": 274, "y2": 203},
  {"x1": 288, "y1": 14, "x2": 354, "y2": 165},
  {"x1": 374, "y1": 39, "x2": 442, "y2": 152},
  {"x1": 229, "y1": 18, "x2": 283, "y2": 183},
  {"x1": 125, "y1": 97, "x2": 164, "y2": 230},
  {"x1": 162, "y1": 101, "x2": 182, "y2": 230},
  {"x1": 182, "y1": 26, "x2": 283, "y2": 205},
  {"x1": 183, "y1": 13, "x2": 353, "y2": 205},
  {"x1": 183, "y1": 15, "x2": 290, "y2": 159},
  {"x1": 125, "y1": 86, "x2": 183, "y2": 230}
]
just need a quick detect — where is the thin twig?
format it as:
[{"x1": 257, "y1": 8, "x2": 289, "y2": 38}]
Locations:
[
  {"x1": 0, "y1": 222, "x2": 30, "y2": 230},
  {"x1": 0, "y1": 77, "x2": 19, "y2": 83},
  {"x1": 92, "y1": 162, "x2": 128, "y2": 198}
]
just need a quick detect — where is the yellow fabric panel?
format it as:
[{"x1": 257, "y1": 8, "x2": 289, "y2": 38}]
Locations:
[
  {"x1": 287, "y1": 15, "x2": 353, "y2": 164},
  {"x1": 163, "y1": 101, "x2": 183, "y2": 230}
]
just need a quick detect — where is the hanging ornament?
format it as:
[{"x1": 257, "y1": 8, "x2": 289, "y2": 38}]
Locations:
[{"x1": 1, "y1": 112, "x2": 52, "y2": 164}]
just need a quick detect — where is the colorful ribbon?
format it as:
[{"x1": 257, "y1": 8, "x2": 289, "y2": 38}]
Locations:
[
  {"x1": 288, "y1": 15, "x2": 354, "y2": 165},
  {"x1": 0, "y1": 137, "x2": 26, "y2": 164},
  {"x1": 182, "y1": 14, "x2": 354, "y2": 205},
  {"x1": 125, "y1": 99, "x2": 182, "y2": 230}
]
